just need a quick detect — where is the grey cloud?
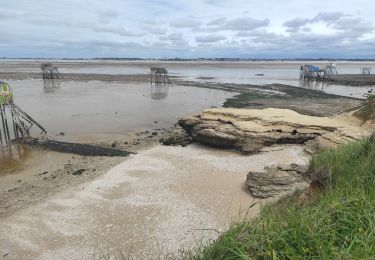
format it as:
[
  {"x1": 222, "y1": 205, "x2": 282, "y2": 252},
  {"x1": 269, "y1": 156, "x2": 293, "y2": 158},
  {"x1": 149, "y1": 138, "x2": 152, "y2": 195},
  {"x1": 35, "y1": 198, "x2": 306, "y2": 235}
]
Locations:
[
  {"x1": 159, "y1": 33, "x2": 189, "y2": 46},
  {"x1": 207, "y1": 17, "x2": 226, "y2": 26},
  {"x1": 333, "y1": 18, "x2": 374, "y2": 34},
  {"x1": 91, "y1": 24, "x2": 143, "y2": 37},
  {"x1": 224, "y1": 17, "x2": 270, "y2": 31},
  {"x1": 170, "y1": 17, "x2": 201, "y2": 28},
  {"x1": 283, "y1": 18, "x2": 310, "y2": 29},
  {"x1": 97, "y1": 8, "x2": 119, "y2": 18},
  {"x1": 195, "y1": 34, "x2": 226, "y2": 43},
  {"x1": 206, "y1": 17, "x2": 270, "y2": 31},
  {"x1": 283, "y1": 12, "x2": 369, "y2": 34},
  {"x1": 143, "y1": 24, "x2": 167, "y2": 35},
  {"x1": 313, "y1": 12, "x2": 345, "y2": 24},
  {"x1": 0, "y1": 8, "x2": 27, "y2": 20},
  {"x1": 283, "y1": 12, "x2": 345, "y2": 30}
]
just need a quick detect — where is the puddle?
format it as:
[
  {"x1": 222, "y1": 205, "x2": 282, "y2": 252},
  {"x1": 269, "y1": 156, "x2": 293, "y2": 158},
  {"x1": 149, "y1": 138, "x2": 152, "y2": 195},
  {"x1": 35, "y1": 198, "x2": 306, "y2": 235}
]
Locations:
[{"x1": 0, "y1": 144, "x2": 29, "y2": 176}]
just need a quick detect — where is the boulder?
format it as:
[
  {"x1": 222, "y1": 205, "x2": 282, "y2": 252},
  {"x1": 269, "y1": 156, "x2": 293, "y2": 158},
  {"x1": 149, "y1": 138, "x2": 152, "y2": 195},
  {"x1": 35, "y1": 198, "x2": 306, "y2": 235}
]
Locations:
[{"x1": 246, "y1": 164, "x2": 309, "y2": 198}]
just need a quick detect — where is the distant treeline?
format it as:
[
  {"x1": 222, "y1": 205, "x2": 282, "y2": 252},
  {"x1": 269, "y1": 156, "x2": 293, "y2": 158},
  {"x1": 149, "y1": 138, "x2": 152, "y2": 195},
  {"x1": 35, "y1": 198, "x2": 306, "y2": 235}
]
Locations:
[{"x1": 1, "y1": 57, "x2": 375, "y2": 62}]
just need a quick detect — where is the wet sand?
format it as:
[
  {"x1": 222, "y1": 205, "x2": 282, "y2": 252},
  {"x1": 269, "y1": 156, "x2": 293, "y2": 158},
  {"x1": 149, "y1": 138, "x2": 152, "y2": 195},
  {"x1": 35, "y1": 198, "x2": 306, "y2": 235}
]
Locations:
[{"x1": 0, "y1": 144, "x2": 309, "y2": 259}]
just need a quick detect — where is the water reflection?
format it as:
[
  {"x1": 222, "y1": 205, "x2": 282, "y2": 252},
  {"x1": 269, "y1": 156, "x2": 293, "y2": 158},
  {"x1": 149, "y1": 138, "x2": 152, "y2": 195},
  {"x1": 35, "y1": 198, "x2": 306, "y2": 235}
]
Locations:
[
  {"x1": 0, "y1": 143, "x2": 28, "y2": 175},
  {"x1": 43, "y1": 78, "x2": 61, "y2": 93},
  {"x1": 150, "y1": 83, "x2": 169, "y2": 100},
  {"x1": 299, "y1": 79, "x2": 373, "y2": 99},
  {"x1": 299, "y1": 79, "x2": 329, "y2": 91}
]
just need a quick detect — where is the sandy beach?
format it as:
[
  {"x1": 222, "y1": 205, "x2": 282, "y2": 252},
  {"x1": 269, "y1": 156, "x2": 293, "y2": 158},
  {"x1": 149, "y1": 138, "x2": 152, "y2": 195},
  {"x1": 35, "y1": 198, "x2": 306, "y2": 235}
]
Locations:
[{"x1": 0, "y1": 144, "x2": 309, "y2": 259}]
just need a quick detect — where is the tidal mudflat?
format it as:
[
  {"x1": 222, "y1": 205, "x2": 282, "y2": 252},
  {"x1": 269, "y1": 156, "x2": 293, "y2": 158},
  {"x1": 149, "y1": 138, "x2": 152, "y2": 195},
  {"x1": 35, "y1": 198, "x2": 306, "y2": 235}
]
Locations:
[{"x1": 0, "y1": 60, "x2": 373, "y2": 258}]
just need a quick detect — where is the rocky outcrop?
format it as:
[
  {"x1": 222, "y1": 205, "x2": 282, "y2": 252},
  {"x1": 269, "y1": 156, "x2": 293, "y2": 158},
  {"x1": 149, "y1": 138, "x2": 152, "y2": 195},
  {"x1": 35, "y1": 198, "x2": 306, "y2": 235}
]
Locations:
[
  {"x1": 246, "y1": 164, "x2": 309, "y2": 198},
  {"x1": 179, "y1": 108, "x2": 370, "y2": 154}
]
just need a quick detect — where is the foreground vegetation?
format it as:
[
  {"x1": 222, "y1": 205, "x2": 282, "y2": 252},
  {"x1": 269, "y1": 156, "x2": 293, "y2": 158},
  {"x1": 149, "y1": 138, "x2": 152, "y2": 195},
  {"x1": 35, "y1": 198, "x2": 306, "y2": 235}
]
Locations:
[
  {"x1": 192, "y1": 135, "x2": 375, "y2": 259},
  {"x1": 354, "y1": 95, "x2": 375, "y2": 122}
]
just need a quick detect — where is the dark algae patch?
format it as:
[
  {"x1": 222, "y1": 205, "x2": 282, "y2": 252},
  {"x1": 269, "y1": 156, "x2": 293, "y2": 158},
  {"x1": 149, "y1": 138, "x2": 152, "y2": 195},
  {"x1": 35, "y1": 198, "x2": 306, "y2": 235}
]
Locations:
[
  {"x1": 22, "y1": 138, "x2": 133, "y2": 157},
  {"x1": 190, "y1": 134, "x2": 375, "y2": 259},
  {"x1": 222, "y1": 83, "x2": 362, "y2": 116}
]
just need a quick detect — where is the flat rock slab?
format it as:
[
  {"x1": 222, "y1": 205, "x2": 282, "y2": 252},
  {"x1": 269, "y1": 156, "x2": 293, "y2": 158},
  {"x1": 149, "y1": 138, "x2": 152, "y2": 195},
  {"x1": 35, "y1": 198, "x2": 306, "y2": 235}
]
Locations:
[{"x1": 179, "y1": 108, "x2": 371, "y2": 153}]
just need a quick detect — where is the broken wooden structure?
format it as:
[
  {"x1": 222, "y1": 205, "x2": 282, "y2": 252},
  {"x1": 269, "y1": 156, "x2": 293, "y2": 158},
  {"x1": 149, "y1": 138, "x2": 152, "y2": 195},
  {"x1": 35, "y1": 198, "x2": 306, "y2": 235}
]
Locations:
[
  {"x1": 150, "y1": 67, "x2": 172, "y2": 85},
  {"x1": 300, "y1": 63, "x2": 338, "y2": 80},
  {"x1": 0, "y1": 81, "x2": 46, "y2": 145},
  {"x1": 361, "y1": 67, "x2": 372, "y2": 75},
  {"x1": 41, "y1": 63, "x2": 61, "y2": 79}
]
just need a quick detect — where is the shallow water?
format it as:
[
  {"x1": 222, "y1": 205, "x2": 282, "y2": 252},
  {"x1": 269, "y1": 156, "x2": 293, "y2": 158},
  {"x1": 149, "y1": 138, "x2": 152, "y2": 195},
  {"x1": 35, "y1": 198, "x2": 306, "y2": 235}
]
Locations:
[
  {"x1": 0, "y1": 144, "x2": 29, "y2": 176},
  {"x1": 6, "y1": 79, "x2": 235, "y2": 143},
  {"x1": 1, "y1": 60, "x2": 374, "y2": 98}
]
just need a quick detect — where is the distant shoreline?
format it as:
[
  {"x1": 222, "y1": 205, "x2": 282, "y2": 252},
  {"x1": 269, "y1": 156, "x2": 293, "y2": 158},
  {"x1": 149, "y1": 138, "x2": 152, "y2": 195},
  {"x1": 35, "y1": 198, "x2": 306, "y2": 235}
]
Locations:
[{"x1": 1, "y1": 57, "x2": 375, "y2": 62}]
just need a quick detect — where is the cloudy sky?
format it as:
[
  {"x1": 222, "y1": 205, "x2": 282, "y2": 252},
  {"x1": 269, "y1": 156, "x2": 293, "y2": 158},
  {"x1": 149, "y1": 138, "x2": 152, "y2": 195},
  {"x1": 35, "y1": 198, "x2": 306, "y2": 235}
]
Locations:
[{"x1": 1, "y1": 0, "x2": 375, "y2": 58}]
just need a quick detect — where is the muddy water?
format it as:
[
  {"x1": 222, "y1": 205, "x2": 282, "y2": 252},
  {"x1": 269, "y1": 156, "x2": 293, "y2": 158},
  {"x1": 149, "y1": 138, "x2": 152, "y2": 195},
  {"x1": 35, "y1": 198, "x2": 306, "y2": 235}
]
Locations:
[{"x1": 7, "y1": 79, "x2": 234, "y2": 141}]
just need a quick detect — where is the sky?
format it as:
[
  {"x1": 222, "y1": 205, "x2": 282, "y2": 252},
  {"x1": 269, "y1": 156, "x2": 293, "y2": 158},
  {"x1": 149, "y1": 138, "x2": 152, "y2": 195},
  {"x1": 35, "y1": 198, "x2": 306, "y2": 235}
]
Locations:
[{"x1": 1, "y1": 0, "x2": 375, "y2": 59}]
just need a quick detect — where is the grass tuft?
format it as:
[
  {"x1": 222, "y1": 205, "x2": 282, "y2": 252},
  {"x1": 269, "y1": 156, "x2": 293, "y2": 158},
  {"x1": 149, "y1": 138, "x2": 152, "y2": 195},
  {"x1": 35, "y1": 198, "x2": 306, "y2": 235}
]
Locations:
[{"x1": 354, "y1": 95, "x2": 375, "y2": 122}]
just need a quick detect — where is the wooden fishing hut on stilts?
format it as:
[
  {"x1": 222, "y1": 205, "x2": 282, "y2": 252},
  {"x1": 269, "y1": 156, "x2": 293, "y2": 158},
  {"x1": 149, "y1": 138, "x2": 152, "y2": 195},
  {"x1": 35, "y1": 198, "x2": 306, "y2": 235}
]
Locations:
[{"x1": 0, "y1": 81, "x2": 46, "y2": 146}]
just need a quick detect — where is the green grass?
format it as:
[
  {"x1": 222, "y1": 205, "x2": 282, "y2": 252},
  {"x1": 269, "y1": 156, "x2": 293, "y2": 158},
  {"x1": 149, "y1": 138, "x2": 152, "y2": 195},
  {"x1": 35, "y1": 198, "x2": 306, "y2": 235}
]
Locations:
[
  {"x1": 354, "y1": 95, "x2": 375, "y2": 122},
  {"x1": 191, "y1": 135, "x2": 375, "y2": 259}
]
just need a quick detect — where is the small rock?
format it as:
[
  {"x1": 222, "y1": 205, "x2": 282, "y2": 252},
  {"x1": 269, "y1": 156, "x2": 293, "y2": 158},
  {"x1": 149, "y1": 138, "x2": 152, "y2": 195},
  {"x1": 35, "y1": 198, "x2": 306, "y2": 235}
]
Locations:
[
  {"x1": 111, "y1": 142, "x2": 117, "y2": 148},
  {"x1": 105, "y1": 224, "x2": 113, "y2": 229},
  {"x1": 72, "y1": 169, "x2": 86, "y2": 176},
  {"x1": 152, "y1": 132, "x2": 158, "y2": 136},
  {"x1": 17, "y1": 179, "x2": 22, "y2": 183},
  {"x1": 59, "y1": 132, "x2": 65, "y2": 136},
  {"x1": 162, "y1": 136, "x2": 175, "y2": 146},
  {"x1": 154, "y1": 121, "x2": 158, "y2": 123}
]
